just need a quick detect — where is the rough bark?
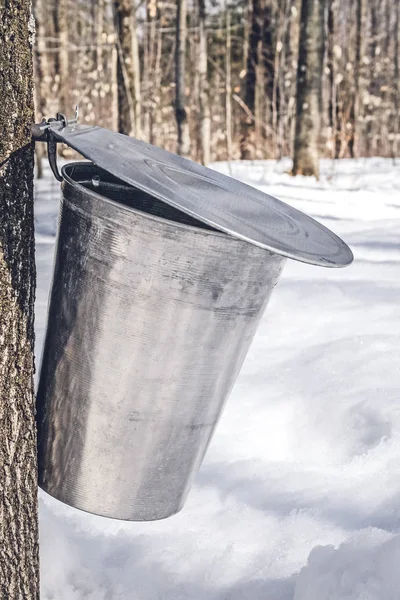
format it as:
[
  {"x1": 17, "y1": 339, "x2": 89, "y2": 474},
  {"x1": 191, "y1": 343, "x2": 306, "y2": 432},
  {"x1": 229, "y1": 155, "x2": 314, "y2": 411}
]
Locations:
[
  {"x1": 175, "y1": 0, "x2": 191, "y2": 157},
  {"x1": 114, "y1": 0, "x2": 141, "y2": 137},
  {"x1": 54, "y1": 0, "x2": 69, "y2": 113},
  {"x1": 33, "y1": 0, "x2": 50, "y2": 178},
  {"x1": 292, "y1": 0, "x2": 325, "y2": 178},
  {"x1": 347, "y1": 0, "x2": 362, "y2": 158},
  {"x1": 240, "y1": 0, "x2": 264, "y2": 159},
  {"x1": 225, "y1": 5, "x2": 233, "y2": 162},
  {"x1": 198, "y1": 0, "x2": 210, "y2": 165},
  {"x1": 394, "y1": 0, "x2": 400, "y2": 159},
  {"x1": 365, "y1": 0, "x2": 378, "y2": 157},
  {"x1": 263, "y1": 0, "x2": 275, "y2": 153},
  {"x1": 0, "y1": 0, "x2": 39, "y2": 597}
]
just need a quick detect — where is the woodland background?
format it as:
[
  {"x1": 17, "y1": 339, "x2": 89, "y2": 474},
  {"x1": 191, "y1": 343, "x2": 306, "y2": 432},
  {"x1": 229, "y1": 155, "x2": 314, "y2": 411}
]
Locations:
[{"x1": 33, "y1": 0, "x2": 400, "y2": 177}]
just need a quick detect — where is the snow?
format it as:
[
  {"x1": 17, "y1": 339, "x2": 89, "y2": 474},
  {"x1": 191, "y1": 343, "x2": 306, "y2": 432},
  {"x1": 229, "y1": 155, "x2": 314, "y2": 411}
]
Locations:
[{"x1": 35, "y1": 157, "x2": 400, "y2": 599}]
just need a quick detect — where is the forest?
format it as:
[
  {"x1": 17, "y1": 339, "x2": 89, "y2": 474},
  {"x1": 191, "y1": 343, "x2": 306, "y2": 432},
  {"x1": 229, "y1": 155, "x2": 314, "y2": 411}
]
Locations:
[{"x1": 33, "y1": 0, "x2": 400, "y2": 179}]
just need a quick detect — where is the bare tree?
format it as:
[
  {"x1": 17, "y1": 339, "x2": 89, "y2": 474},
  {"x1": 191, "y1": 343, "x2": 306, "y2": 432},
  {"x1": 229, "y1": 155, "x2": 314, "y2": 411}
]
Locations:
[
  {"x1": 225, "y1": 4, "x2": 233, "y2": 162},
  {"x1": 0, "y1": 1, "x2": 39, "y2": 597},
  {"x1": 292, "y1": 0, "x2": 325, "y2": 178},
  {"x1": 263, "y1": 0, "x2": 275, "y2": 155},
  {"x1": 240, "y1": 0, "x2": 263, "y2": 159},
  {"x1": 198, "y1": 0, "x2": 211, "y2": 164},
  {"x1": 176, "y1": 0, "x2": 191, "y2": 156},
  {"x1": 347, "y1": 0, "x2": 362, "y2": 158},
  {"x1": 54, "y1": 0, "x2": 70, "y2": 113},
  {"x1": 394, "y1": 0, "x2": 400, "y2": 160},
  {"x1": 114, "y1": 0, "x2": 141, "y2": 136},
  {"x1": 32, "y1": 0, "x2": 400, "y2": 162}
]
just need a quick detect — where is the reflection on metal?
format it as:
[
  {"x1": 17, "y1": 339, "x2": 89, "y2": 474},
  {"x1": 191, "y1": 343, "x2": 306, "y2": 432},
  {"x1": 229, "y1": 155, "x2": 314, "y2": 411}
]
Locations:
[
  {"x1": 37, "y1": 163, "x2": 286, "y2": 520},
  {"x1": 42, "y1": 121, "x2": 352, "y2": 267},
  {"x1": 35, "y1": 120, "x2": 353, "y2": 521}
]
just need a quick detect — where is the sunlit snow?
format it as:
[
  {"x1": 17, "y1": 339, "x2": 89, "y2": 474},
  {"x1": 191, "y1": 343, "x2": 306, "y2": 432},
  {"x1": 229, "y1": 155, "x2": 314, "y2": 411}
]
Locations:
[{"x1": 36, "y1": 157, "x2": 400, "y2": 600}]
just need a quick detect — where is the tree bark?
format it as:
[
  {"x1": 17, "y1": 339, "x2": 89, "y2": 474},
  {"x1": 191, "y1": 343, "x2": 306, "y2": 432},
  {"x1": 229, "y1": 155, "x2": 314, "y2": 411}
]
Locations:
[
  {"x1": 347, "y1": 0, "x2": 362, "y2": 158},
  {"x1": 33, "y1": 0, "x2": 49, "y2": 179},
  {"x1": 114, "y1": 0, "x2": 141, "y2": 137},
  {"x1": 394, "y1": 0, "x2": 400, "y2": 159},
  {"x1": 0, "y1": 0, "x2": 39, "y2": 597},
  {"x1": 327, "y1": 0, "x2": 337, "y2": 158},
  {"x1": 240, "y1": 0, "x2": 264, "y2": 159},
  {"x1": 175, "y1": 0, "x2": 191, "y2": 157},
  {"x1": 198, "y1": 0, "x2": 210, "y2": 165},
  {"x1": 263, "y1": 0, "x2": 275, "y2": 155},
  {"x1": 54, "y1": 0, "x2": 69, "y2": 114},
  {"x1": 292, "y1": 0, "x2": 325, "y2": 178},
  {"x1": 225, "y1": 5, "x2": 233, "y2": 163}
]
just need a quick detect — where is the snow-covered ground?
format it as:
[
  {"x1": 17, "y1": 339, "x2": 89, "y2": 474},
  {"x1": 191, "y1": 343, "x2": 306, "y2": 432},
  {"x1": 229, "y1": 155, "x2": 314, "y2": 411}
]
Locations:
[{"x1": 35, "y1": 157, "x2": 400, "y2": 599}]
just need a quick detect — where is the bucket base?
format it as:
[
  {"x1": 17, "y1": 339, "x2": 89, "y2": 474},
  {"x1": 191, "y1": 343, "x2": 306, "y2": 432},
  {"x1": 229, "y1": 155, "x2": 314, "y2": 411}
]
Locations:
[{"x1": 39, "y1": 484, "x2": 186, "y2": 522}]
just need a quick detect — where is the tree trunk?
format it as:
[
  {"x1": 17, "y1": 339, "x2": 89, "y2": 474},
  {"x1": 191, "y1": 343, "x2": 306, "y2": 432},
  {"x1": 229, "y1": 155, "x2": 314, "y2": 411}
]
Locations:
[
  {"x1": 114, "y1": 0, "x2": 141, "y2": 137},
  {"x1": 263, "y1": 0, "x2": 275, "y2": 155},
  {"x1": 365, "y1": 0, "x2": 378, "y2": 157},
  {"x1": 292, "y1": 0, "x2": 325, "y2": 178},
  {"x1": 198, "y1": 0, "x2": 210, "y2": 165},
  {"x1": 327, "y1": 0, "x2": 337, "y2": 158},
  {"x1": 394, "y1": 0, "x2": 400, "y2": 159},
  {"x1": 347, "y1": 0, "x2": 362, "y2": 158},
  {"x1": 111, "y1": 41, "x2": 119, "y2": 132},
  {"x1": 33, "y1": 0, "x2": 45, "y2": 179},
  {"x1": 175, "y1": 0, "x2": 190, "y2": 157},
  {"x1": 0, "y1": 1, "x2": 39, "y2": 598},
  {"x1": 240, "y1": 0, "x2": 264, "y2": 159},
  {"x1": 146, "y1": 0, "x2": 159, "y2": 145},
  {"x1": 54, "y1": 0, "x2": 69, "y2": 114},
  {"x1": 225, "y1": 5, "x2": 233, "y2": 163}
]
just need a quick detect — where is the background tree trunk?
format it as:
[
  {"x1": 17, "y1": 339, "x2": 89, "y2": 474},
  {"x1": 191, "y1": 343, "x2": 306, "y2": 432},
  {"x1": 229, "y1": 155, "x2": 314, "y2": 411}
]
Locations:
[
  {"x1": 198, "y1": 0, "x2": 210, "y2": 165},
  {"x1": 175, "y1": 0, "x2": 191, "y2": 156},
  {"x1": 114, "y1": 0, "x2": 140, "y2": 136},
  {"x1": 292, "y1": 0, "x2": 325, "y2": 178},
  {"x1": 347, "y1": 0, "x2": 362, "y2": 158},
  {"x1": 225, "y1": 5, "x2": 233, "y2": 163},
  {"x1": 263, "y1": 0, "x2": 275, "y2": 156},
  {"x1": 393, "y1": 0, "x2": 400, "y2": 160},
  {"x1": 240, "y1": 0, "x2": 263, "y2": 159},
  {"x1": 54, "y1": 0, "x2": 69, "y2": 114},
  {"x1": 0, "y1": 1, "x2": 39, "y2": 598}
]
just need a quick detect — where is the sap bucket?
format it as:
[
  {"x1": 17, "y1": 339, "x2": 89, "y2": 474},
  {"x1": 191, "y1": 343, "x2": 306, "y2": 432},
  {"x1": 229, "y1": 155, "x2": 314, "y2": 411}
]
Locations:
[{"x1": 36, "y1": 123, "x2": 353, "y2": 521}]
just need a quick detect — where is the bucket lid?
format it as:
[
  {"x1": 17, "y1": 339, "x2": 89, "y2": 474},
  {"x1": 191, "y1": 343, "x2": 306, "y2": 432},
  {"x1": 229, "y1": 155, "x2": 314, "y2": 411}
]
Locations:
[{"x1": 52, "y1": 123, "x2": 353, "y2": 268}]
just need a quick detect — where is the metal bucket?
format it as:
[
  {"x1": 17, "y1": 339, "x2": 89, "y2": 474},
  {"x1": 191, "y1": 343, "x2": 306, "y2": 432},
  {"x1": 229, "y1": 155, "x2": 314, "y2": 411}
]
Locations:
[{"x1": 37, "y1": 162, "x2": 286, "y2": 521}]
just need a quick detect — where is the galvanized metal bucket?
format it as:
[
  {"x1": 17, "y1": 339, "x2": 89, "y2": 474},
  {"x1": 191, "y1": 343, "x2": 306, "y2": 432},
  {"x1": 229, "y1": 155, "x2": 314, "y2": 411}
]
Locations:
[
  {"x1": 36, "y1": 123, "x2": 352, "y2": 521},
  {"x1": 37, "y1": 162, "x2": 286, "y2": 520}
]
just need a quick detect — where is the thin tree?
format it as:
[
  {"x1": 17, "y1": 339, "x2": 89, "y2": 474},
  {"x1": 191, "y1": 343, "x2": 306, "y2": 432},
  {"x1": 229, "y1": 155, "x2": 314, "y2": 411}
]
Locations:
[
  {"x1": 347, "y1": 0, "x2": 362, "y2": 158},
  {"x1": 175, "y1": 0, "x2": 191, "y2": 156},
  {"x1": 394, "y1": 0, "x2": 400, "y2": 159},
  {"x1": 114, "y1": 0, "x2": 141, "y2": 137},
  {"x1": 240, "y1": 0, "x2": 264, "y2": 159},
  {"x1": 54, "y1": 0, "x2": 69, "y2": 114},
  {"x1": 225, "y1": 4, "x2": 233, "y2": 163},
  {"x1": 292, "y1": 0, "x2": 325, "y2": 178},
  {"x1": 0, "y1": 0, "x2": 40, "y2": 597},
  {"x1": 327, "y1": 0, "x2": 338, "y2": 158},
  {"x1": 198, "y1": 0, "x2": 211, "y2": 165},
  {"x1": 263, "y1": 0, "x2": 275, "y2": 155}
]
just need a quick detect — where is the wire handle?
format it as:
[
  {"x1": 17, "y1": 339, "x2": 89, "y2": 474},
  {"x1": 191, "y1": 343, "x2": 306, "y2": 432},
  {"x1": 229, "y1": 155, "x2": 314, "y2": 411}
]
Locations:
[{"x1": 31, "y1": 106, "x2": 80, "y2": 181}]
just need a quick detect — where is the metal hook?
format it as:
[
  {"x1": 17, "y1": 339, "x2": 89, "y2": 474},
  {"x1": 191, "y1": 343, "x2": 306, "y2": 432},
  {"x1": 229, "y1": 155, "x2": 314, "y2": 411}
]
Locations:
[
  {"x1": 31, "y1": 107, "x2": 80, "y2": 181},
  {"x1": 47, "y1": 130, "x2": 63, "y2": 182}
]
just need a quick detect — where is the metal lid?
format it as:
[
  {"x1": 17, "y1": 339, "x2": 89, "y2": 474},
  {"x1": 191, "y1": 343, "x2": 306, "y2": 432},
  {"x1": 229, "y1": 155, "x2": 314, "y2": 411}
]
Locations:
[{"x1": 51, "y1": 123, "x2": 353, "y2": 268}]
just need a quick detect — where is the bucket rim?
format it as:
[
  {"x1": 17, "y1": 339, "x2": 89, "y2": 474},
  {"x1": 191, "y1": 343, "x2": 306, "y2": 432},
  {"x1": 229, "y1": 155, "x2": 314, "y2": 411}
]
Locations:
[
  {"x1": 61, "y1": 162, "x2": 275, "y2": 252},
  {"x1": 53, "y1": 125, "x2": 353, "y2": 268}
]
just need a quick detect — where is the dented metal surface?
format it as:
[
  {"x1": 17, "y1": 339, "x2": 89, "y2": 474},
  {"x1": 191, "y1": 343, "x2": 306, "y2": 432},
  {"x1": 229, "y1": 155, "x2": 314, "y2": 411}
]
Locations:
[{"x1": 36, "y1": 163, "x2": 286, "y2": 520}]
